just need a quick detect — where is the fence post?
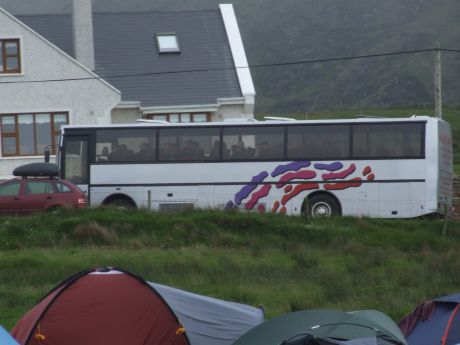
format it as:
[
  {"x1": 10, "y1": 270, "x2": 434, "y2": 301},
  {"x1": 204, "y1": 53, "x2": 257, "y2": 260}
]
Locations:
[
  {"x1": 304, "y1": 198, "x2": 310, "y2": 224},
  {"x1": 442, "y1": 203, "x2": 448, "y2": 237},
  {"x1": 147, "y1": 190, "x2": 152, "y2": 210}
]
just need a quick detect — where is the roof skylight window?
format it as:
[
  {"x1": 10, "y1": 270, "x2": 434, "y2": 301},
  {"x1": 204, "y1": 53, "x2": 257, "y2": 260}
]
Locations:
[{"x1": 156, "y1": 33, "x2": 180, "y2": 53}]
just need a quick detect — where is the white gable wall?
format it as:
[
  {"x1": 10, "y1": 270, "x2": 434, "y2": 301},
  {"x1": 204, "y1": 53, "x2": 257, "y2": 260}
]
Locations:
[{"x1": 0, "y1": 7, "x2": 120, "y2": 179}]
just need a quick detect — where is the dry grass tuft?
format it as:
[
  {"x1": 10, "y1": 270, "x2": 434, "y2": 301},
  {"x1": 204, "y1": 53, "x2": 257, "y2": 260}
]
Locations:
[{"x1": 73, "y1": 221, "x2": 118, "y2": 245}]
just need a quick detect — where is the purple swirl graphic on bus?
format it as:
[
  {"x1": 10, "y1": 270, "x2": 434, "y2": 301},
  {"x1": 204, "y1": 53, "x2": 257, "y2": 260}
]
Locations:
[
  {"x1": 313, "y1": 162, "x2": 343, "y2": 171},
  {"x1": 234, "y1": 171, "x2": 269, "y2": 205},
  {"x1": 227, "y1": 162, "x2": 375, "y2": 213},
  {"x1": 271, "y1": 161, "x2": 311, "y2": 177}
]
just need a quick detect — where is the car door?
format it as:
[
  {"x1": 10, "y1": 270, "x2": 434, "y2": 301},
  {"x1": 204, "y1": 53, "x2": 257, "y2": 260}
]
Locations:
[
  {"x1": 21, "y1": 180, "x2": 55, "y2": 213},
  {"x1": 52, "y1": 181, "x2": 78, "y2": 208},
  {"x1": 0, "y1": 181, "x2": 23, "y2": 214}
]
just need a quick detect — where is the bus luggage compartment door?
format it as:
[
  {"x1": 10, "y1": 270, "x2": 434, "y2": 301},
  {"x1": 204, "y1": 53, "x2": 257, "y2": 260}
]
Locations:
[
  {"x1": 150, "y1": 186, "x2": 198, "y2": 211},
  {"x1": 379, "y1": 183, "x2": 410, "y2": 217}
]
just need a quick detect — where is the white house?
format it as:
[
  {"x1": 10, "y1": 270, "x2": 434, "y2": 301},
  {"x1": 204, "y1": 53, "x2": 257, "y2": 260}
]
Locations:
[
  {"x1": 0, "y1": 0, "x2": 255, "y2": 178},
  {"x1": 0, "y1": 5, "x2": 121, "y2": 179}
]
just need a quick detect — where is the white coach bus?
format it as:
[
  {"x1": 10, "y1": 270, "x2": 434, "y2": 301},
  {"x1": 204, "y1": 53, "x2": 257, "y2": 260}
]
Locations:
[{"x1": 58, "y1": 116, "x2": 452, "y2": 218}]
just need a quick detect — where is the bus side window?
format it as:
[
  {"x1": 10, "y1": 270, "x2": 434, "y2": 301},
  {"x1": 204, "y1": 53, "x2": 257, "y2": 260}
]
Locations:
[
  {"x1": 159, "y1": 128, "x2": 219, "y2": 162},
  {"x1": 137, "y1": 142, "x2": 156, "y2": 161},
  {"x1": 224, "y1": 126, "x2": 284, "y2": 161},
  {"x1": 159, "y1": 142, "x2": 178, "y2": 161}
]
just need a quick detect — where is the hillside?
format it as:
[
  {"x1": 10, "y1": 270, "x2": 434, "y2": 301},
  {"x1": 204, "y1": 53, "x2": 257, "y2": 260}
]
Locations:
[
  {"x1": 0, "y1": 0, "x2": 459, "y2": 113},
  {"x1": 1, "y1": 208, "x2": 459, "y2": 330}
]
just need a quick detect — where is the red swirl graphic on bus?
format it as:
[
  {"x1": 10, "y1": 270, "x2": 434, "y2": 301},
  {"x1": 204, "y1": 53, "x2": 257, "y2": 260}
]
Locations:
[{"x1": 226, "y1": 161, "x2": 375, "y2": 214}]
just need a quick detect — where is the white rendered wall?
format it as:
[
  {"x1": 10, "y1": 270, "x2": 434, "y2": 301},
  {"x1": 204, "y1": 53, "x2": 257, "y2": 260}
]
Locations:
[
  {"x1": 217, "y1": 103, "x2": 253, "y2": 120},
  {"x1": 0, "y1": 7, "x2": 121, "y2": 179},
  {"x1": 111, "y1": 107, "x2": 141, "y2": 124}
]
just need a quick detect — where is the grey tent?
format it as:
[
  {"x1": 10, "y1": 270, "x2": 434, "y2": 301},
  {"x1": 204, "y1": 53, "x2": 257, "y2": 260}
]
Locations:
[
  {"x1": 150, "y1": 282, "x2": 265, "y2": 345},
  {"x1": 233, "y1": 309, "x2": 407, "y2": 345}
]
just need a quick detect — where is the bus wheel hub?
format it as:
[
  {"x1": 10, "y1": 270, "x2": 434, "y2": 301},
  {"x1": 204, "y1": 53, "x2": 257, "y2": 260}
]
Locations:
[{"x1": 312, "y1": 202, "x2": 332, "y2": 217}]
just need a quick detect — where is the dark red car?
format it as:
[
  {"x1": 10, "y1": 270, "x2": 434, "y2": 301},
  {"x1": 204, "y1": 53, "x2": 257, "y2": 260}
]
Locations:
[{"x1": 0, "y1": 163, "x2": 86, "y2": 214}]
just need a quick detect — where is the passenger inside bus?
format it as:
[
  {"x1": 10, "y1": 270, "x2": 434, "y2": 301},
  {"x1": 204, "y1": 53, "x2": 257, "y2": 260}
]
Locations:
[
  {"x1": 178, "y1": 140, "x2": 204, "y2": 160},
  {"x1": 108, "y1": 143, "x2": 134, "y2": 161},
  {"x1": 159, "y1": 143, "x2": 178, "y2": 160},
  {"x1": 137, "y1": 142, "x2": 156, "y2": 161},
  {"x1": 230, "y1": 140, "x2": 256, "y2": 159},
  {"x1": 211, "y1": 140, "x2": 230, "y2": 159},
  {"x1": 210, "y1": 140, "x2": 220, "y2": 159}
]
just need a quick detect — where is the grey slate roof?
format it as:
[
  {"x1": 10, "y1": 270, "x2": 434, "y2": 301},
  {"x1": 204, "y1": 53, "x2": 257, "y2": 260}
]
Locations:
[{"x1": 18, "y1": 10, "x2": 242, "y2": 107}]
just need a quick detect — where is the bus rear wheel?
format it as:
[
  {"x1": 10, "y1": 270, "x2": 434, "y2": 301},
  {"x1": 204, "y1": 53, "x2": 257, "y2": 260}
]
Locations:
[
  {"x1": 105, "y1": 198, "x2": 136, "y2": 210},
  {"x1": 308, "y1": 194, "x2": 340, "y2": 217}
]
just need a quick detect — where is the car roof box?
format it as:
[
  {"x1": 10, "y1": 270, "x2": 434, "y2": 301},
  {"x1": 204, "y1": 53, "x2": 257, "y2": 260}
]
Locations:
[{"x1": 13, "y1": 163, "x2": 59, "y2": 177}]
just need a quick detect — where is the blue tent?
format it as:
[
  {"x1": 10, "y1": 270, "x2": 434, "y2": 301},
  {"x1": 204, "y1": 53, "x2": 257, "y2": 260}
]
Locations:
[
  {"x1": 0, "y1": 325, "x2": 19, "y2": 345},
  {"x1": 399, "y1": 293, "x2": 460, "y2": 345}
]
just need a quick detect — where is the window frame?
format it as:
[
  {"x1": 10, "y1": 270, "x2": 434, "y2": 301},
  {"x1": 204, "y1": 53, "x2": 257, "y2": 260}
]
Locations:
[
  {"x1": 85, "y1": 121, "x2": 426, "y2": 165},
  {"x1": 222, "y1": 125, "x2": 286, "y2": 161},
  {"x1": 351, "y1": 122, "x2": 425, "y2": 159},
  {"x1": 0, "y1": 181, "x2": 22, "y2": 196},
  {"x1": 0, "y1": 38, "x2": 21, "y2": 74},
  {"x1": 0, "y1": 112, "x2": 69, "y2": 157},
  {"x1": 54, "y1": 181, "x2": 72, "y2": 193},
  {"x1": 147, "y1": 113, "x2": 211, "y2": 123},
  {"x1": 158, "y1": 127, "x2": 220, "y2": 162},
  {"x1": 155, "y1": 33, "x2": 180, "y2": 54},
  {"x1": 24, "y1": 180, "x2": 54, "y2": 195},
  {"x1": 95, "y1": 128, "x2": 158, "y2": 163},
  {"x1": 286, "y1": 124, "x2": 351, "y2": 160}
]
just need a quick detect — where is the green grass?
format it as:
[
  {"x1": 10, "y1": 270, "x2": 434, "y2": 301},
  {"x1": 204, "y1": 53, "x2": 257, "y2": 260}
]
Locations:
[
  {"x1": 257, "y1": 106, "x2": 460, "y2": 174},
  {"x1": 2, "y1": 106, "x2": 459, "y2": 333},
  {"x1": 1, "y1": 208, "x2": 460, "y2": 330}
]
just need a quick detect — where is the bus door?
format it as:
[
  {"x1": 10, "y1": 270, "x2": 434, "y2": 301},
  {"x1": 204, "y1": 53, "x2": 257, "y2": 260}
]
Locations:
[{"x1": 61, "y1": 136, "x2": 90, "y2": 196}]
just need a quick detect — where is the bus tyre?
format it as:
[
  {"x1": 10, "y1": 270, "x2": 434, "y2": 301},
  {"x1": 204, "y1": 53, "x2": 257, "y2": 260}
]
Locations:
[
  {"x1": 107, "y1": 198, "x2": 135, "y2": 210},
  {"x1": 308, "y1": 195, "x2": 340, "y2": 217}
]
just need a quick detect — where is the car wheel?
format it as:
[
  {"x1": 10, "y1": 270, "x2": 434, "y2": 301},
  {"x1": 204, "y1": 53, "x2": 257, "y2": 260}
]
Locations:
[
  {"x1": 47, "y1": 206, "x2": 63, "y2": 214},
  {"x1": 308, "y1": 194, "x2": 340, "y2": 217}
]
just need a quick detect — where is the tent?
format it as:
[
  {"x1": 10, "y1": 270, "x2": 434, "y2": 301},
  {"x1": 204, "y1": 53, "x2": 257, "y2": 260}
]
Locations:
[
  {"x1": 1, "y1": 326, "x2": 19, "y2": 345},
  {"x1": 149, "y1": 281, "x2": 265, "y2": 345},
  {"x1": 11, "y1": 267, "x2": 264, "y2": 345},
  {"x1": 233, "y1": 309, "x2": 408, "y2": 345},
  {"x1": 398, "y1": 292, "x2": 460, "y2": 345}
]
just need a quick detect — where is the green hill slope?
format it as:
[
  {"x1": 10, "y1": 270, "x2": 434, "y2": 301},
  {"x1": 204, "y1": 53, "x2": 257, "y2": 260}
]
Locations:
[
  {"x1": 1, "y1": 0, "x2": 458, "y2": 113},
  {"x1": 1, "y1": 209, "x2": 459, "y2": 330}
]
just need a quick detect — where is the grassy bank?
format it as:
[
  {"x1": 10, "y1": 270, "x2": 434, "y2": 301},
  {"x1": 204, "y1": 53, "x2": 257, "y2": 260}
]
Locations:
[{"x1": 1, "y1": 208, "x2": 459, "y2": 330}]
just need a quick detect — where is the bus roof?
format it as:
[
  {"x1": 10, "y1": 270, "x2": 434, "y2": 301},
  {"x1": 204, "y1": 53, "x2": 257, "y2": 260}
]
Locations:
[{"x1": 61, "y1": 115, "x2": 438, "y2": 131}]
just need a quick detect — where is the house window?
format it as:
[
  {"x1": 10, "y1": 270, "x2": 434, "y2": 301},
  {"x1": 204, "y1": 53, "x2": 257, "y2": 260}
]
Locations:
[
  {"x1": 1, "y1": 112, "x2": 68, "y2": 157},
  {"x1": 156, "y1": 33, "x2": 180, "y2": 53},
  {"x1": 147, "y1": 112, "x2": 211, "y2": 123},
  {"x1": 0, "y1": 39, "x2": 21, "y2": 74}
]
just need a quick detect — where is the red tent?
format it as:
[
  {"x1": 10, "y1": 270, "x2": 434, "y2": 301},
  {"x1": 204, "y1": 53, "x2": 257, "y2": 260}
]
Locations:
[{"x1": 11, "y1": 268, "x2": 189, "y2": 345}]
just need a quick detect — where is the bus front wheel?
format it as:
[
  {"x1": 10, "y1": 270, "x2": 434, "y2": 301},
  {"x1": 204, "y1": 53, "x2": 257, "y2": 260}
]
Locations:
[{"x1": 308, "y1": 194, "x2": 340, "y2": 217}]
